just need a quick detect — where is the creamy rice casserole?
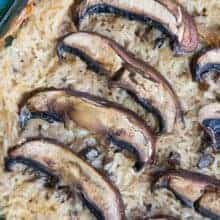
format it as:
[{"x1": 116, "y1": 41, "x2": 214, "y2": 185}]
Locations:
[{"x1": 0, "y1": 0, "x2": 219, "y2": 219}]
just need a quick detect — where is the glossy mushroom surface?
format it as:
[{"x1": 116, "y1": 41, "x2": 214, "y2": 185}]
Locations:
[
  {"x1": 5, "y1": 138, "x2": 125, "y2": 220},
  {"x1": 57, "y1": 32, "x2": 183, "y2": 133},
  {"x1": 153, "y1": 169, "x2": 220, "y2": 219},
  {"x1": 76, "y1": 0, "x2": 198, "y2": 54},
  {"x1": 19, "y1": 88, "x2": 156, "y2": 166}
]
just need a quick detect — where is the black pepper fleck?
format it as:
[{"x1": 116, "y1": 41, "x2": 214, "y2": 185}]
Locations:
[{"x1": 168, "y1": 151, "x2": 181, "y2": 167}]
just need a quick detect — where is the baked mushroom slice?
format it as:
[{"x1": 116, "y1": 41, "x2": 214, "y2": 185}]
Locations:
[
  {"x1": 199, "y1": 103, "x2": 220, "y2": 152},
  {"x1": 192, "y1": 48, "x2": 220, "y2": 82},
  {"x1": 0, "y1": 0, "x2": 34, "y2": 46},
  {"x1": 194, "y1": 190, "x2": 220, "y2": 220},
  {"x1": 19, "y1": 88, "x2": 156, "y2": 167},
  {"x1": 76, "y1": 0, "x2": 198, "y2": 54},
  {"x1": 153, "y1": 169, "x2": 220, "y2": 219},
  {"x1": 57, "y1": 32, "x2": 183, "y2": 133},
  {"x1": 5, "y1": 138, "x2": 125, "y2": 220}
]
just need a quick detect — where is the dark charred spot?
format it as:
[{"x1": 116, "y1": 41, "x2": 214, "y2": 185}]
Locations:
[
  {"x1": 201, "y1": 8, "x2": 207, "y2": 17},
  {"x1": 4, "y1": 35, "x2": 14, "y2": 47},
  {"x1": 168, "y1": 151, "x2": 181, "y2": 167}
]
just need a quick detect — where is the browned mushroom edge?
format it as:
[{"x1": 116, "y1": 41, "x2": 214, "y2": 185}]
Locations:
[
  {"x1": 191, "y1": 48, "x2": 220, "y2": 82},
  {"x1": 0, "y1": 0, "x2": 34, "y2": 47},
  {"x1": 135, "y1": 215, "x2": 179, "y2": 220},
  {"x1": 57, "y1": 31, "x2": 184, "y2": 133},
  {"x1": 152, "y1": 169, "x2": 220, "y2": 219},
  {"x1": 18, "y1": 88, "x2": 156, "y2": 169},
  {"x1": 76, "y1": 0, "x2": 198, "y2": 55},
  {"x1": 5, "y1": 138, "x2": 125, "y2": 220},
  {"x1": 147, "y1": 216, "x2": 178, "y2": 220},
  {"x1": 198, "y1": 103, "x2": 220, "y2": 152}
]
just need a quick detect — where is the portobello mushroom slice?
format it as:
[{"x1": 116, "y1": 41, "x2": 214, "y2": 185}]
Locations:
[
  {"x1": 57, "y1": 32, "x2": 183, "y2": 133},
  {"x1": 76, "y1": 0, "x2": 198, "y2": 54},
  {"x1": 199, "y1": 103, "x2": 220, "y2": 152},
  {"x1": 192, "y1": 48, "x2": 220, "y2": 82},
  {"x1": 19, "y1": 88, "x2": 156, "y2": 166},
  {"x1": 0, "y1": 0, "x2": 34, "y2": 46},
  {"x1": 5, "y1": 139, "x2": 125, "y2": 220},
  {"x1": 153, "y1": 169, "x2": 220, "y2": 219},
  {"x1": 195, "y1": 190, "x2": 220, "y2": 220}
]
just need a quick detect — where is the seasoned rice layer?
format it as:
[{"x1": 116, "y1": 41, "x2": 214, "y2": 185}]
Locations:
[{"x1": 0, "y1": 0, "x2": 219, "y2": 219}]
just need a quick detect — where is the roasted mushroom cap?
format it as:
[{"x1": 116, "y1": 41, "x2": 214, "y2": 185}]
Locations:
[
  {"x1": 199, "y1": 103, "x2": 220, "y2": 152},
  {"x1": 0, "y1": 0, "x2": 34, "y2": 46},
  {"x1": 57, "y1": 32, "x2": 183, "y2": 133},
  {"x1": 5, "y1": 138, "x2": 125, "y2": 220},
  {"x1": 153, "y1": 169, "x2": 220, "y2": 219},
  {"x1": 19, "y1": 88, "x2": 156, "y2": 166},
  {"x1": 192, "y1": 48, "x2": 220, "y2": 81},
  {"x1": 76, "y1": 0, "x2": 198, "y2": 54}
]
